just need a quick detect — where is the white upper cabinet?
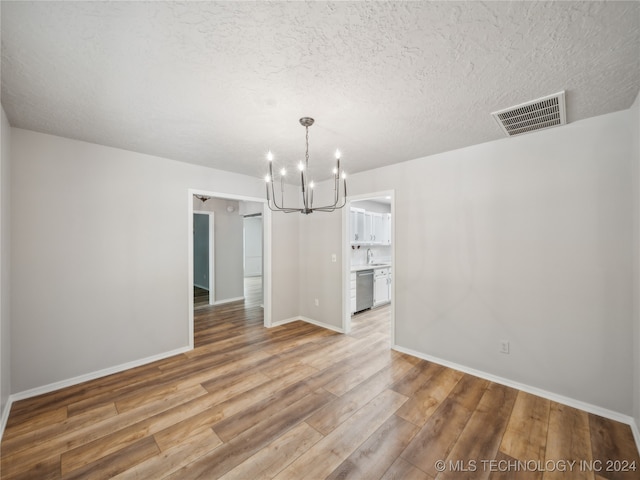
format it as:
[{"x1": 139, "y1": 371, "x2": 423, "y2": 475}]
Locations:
[
  {"x1": 350, "y1": 207, "x2": 366, "y2": 244},
  {"x1": 371, "y1": 213, "x2": 383, "y2": 244},
  {"x1": 350, "y1": 208, "x2": 391, "y2": 245},
  {"x1": 382, "y1": 213, "x2": 391, "y2": 245}
]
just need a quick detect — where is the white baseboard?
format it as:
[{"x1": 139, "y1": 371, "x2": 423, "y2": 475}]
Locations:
[
  {"x1": 269, "y1": 315, "x2": 344, "y2": 334},
  {"x1": 0, "y1": 397, "x2": 12, "y2": 443},
  {"x1": 269, "y1": 316, "x2": 300, "y2": 328},
  {"x1": 631, "y1": 420, "x2": 640, "y2": 457},
  {"x1": 213, "y1": 296, "x2": 244, "y2": 305},
  {"x1": 11, "y1": 345, "x2": 192, "y2": 402},
  {"x1": 0, "y1": 344, "x2": 192, "y2": 442},
  {"x1": 393, "y1": 344, "x2": 640, "y2": 446},
  {"x1": 298, "y1": 316, "x2": 344, "y2": 333}
]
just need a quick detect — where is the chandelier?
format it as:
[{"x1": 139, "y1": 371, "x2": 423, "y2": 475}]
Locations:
[{"x1": 265, "y1": 117, "x2": 347, "y2": 214}]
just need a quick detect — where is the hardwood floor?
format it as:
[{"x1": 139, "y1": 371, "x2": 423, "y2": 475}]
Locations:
[
  {"x1": 193, "y1": 286, "x2": 209, "y2": 308},
  {"x1": 2, "y1": 300, "x2": 639, "y2": 479},
  {"x1": 194, "y1": 276, "x2": 263, "y2": 310}
]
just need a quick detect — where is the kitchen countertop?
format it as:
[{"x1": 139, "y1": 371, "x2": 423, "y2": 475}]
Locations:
[{"x1": 351, "y1": 263, "x2": 392, "y2": 272}]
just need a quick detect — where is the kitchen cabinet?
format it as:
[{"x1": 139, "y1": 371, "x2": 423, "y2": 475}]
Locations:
[
  {"x1": 350, "y1": 208, "x2": 366, "y2": 244},
  {"x1": 371, "y1": 213, "x2": 384, "y2": 244},
  {"x1": 363, "y1": 211, "x2": 384, "y2": 244},
  {"x1": 363, "y1": 212, "x2": 372, "y2": 242},
  {"x1": 351, "y1": 208, "x2": 391, "y2": 246},
  {"x1": 350, "y1": 272, "x2": 357, "y2": 314},
  {"x1": 382, "y1": 213, "x2": 391, "y2": 245},
  {"x1": 374, "y1": 267, "x2": 391, "y2": 306}
]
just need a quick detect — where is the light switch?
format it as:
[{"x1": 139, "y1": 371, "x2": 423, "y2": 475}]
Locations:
[{"x1": 331, "y1": 254, "x2": 337, "y2": 262}]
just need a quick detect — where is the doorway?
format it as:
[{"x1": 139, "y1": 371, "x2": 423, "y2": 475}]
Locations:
[
  {"x1": 188, "y1": 189, "x2": 272, "y2": 349},
  {"x1": 193, "y1": 211, "x2": 214, "y2": 307},
  {"x1": 243, "y1": 213, "x2": 263, "y2": 308},
  {"x1": 342, "y1": 190, "x2": 395, "y2": 345}
]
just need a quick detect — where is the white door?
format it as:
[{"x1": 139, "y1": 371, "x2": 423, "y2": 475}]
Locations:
[{"x1": 243, "y1": 216, "x2": 263, "y2": 277}]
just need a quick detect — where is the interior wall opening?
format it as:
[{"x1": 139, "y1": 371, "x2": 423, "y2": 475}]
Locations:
[
  {"x1": 343, "y1": 191, "x2": 395, "y2": 344},
  {"x1": 188, "y1": 190, "x2": 271, "y2": 348}
]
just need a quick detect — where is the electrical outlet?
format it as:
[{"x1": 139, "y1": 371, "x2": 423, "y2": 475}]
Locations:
[
  {"x1": 314, "y1": 298, "x2": 319, "y2": 306},
  {"x1": 500, "y1": 340, "x2": 510, "y2": 354},
  {"x1": 331, "y1": 254, "x2": 337, "y2": 263}
]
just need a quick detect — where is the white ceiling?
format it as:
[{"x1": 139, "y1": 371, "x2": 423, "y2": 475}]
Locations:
[{"x1": 2, "y1": 1, "x2": 639, "y2": 181}]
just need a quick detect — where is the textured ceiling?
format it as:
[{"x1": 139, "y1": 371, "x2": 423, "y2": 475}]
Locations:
[{"x1": 2, "y1": 1, "x2": 639, "y2": 181}]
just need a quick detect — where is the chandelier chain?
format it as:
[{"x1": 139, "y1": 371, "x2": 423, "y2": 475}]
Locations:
[{"x1": 305, "y1": 126, "x2": 310, "y2": 171}]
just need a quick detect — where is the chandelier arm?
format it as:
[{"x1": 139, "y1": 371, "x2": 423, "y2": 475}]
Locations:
[
  {"x1": 312, "y1": 179, "x2": 347, "y2": 211},
  {"x1": 266, "y1": 186, "x2": 300, "y2": 213},
  {"x1": 269, "y1": 191, "x2": 300, "y2": 213},
  {"x1": 266, "y1": 173, "x2": 294, "y2": 212},
  {"x1": 314, "y1": 199, "x2": 346, "y2": 212},
  {"x1": 270, "y1": 177, "x2": 286, "y2": 210},
  {"x1": 266, "y1": 170, "x2": 306, "y2": 213},
  {"x1": 311, "y1": 203, "x2": 338, "y2": 212},
  {"x1": 313, "y1": 207, "x2": 336, "y2": 212},
  {"x1": 266, "y1": 203, "x2": 301, "y2": 213}
]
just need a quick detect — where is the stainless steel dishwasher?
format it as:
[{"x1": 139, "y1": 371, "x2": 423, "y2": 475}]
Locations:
[{"x1": 355, "y1": 269, "x2": 374, "y2": 313}]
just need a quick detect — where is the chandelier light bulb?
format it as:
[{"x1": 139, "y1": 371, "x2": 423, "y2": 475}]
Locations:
[
  {"x1": 335, "y1": 149, "x2": 341, "y2": 159},
  {"x1": 264, "y1": 174, "x2": 271, "y2": 183},
  {"x1": 298, "y1": 161, "x2": 305, "y2": 172},
  {"x1": 309, "y1": 181, "x2": 315, "y2": 189},
  {"x1": 280, "y1": 168, "x2": 286, "y2": 176},
  {"x1": 267, "y1": 151, "x2": 274, "y2": 162},
  {"x1": 332, "y1": 167, "x2": 338, "y2": 175},
  {"x1": 341, "y1": 172, "x2": 347, "y2": 179}
]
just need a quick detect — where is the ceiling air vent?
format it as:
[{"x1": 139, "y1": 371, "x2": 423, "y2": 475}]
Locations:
[{"x1": 491, "y1": 91, "x2": 566, "y2": 137}]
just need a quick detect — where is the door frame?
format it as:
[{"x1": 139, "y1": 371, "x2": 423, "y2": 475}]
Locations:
[
  {"x1": 193, "y1": 210, "x2": 215, "y2": 305},
  {"x1": 188, "y1": 189, "x2": 272, "y2": 349},
  {"x1": 342, "y1": 190, "x2": 395, "y2": 346}
]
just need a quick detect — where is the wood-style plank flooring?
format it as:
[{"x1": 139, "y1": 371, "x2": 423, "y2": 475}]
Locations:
[
  {"x1": 2, "y1": 291, "x2": 639, "y2": 479},
  {"x1": 193, "y1": 286, "x2": 209, "y2": 308},
  {"x1": 195, "y1": 277, "x2": 263, "y2": 310}
]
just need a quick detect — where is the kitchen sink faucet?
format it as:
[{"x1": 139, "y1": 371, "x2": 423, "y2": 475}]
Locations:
[{"x1": 367, "y1": 248, "x2": 373, "y2": 264}]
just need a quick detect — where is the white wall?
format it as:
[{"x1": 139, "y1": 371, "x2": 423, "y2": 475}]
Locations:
[
  {"x1": 631, "y1": 91, "x2": 640, "y2": 430},
  {"x1": 271, "y1": 208, "x2": 300, "y2": 322},
  {"x1": 9, "y1": 129, "x2": 297, "y2": 393},
  {"x1": 298, "y1": 211, "x2": 342, "y2": 328},
  {"x1": 0, "y1": 107, "x2": 11, "y2": 419},
  {"x1": 301, "y1": 109, "x2": 635, "y2": 415}
]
